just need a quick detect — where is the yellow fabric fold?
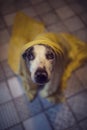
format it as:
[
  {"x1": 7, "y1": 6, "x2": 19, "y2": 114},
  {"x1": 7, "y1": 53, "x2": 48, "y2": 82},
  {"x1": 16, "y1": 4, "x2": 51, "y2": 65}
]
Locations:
[{"x1": 8, "y1": 12, "x2": 46, "y2": 74}]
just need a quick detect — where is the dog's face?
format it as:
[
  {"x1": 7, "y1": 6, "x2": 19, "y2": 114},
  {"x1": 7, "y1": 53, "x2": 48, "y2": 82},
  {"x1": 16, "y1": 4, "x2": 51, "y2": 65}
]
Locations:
[{"x1": 22, "y1": 44, "x2": 55, "y2": 85}]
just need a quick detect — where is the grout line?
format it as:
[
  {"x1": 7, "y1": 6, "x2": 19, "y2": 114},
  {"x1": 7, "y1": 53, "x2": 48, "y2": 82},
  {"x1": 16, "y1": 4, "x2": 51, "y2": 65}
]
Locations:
[
  {"x1": 38, "y1": 96, "x2": 60, "y2": 130},
  {"x1": 0, "y1": 63, "x2": 7, "y2": 81},
  {"x1": 0, "y1": 78, "x2": 23, "y2": 124},
  {"x1": 75, "y1": 72, "x2": 87, "y2": 88},
  {"x1": 66, "y1": 101, "x2": 83, "y2": 130},
  {"x1": 66, "y1": 89, "x2": 87, "y2": 100},
  {"x1": 78, "y1": 117, "x2": 87, "y2": 123},
  {"x1": 71, "y1": 27, "x2": 87, "y2": 35},
  {"x1": 46, "y1": 0, "x2": 71, "y2": 32},
  {"x1": 65, "y1": 0, "x2": 87, "y2": 27},
  {"x1": 4, "y1": 122, "x2": 25, "y2": 130}
]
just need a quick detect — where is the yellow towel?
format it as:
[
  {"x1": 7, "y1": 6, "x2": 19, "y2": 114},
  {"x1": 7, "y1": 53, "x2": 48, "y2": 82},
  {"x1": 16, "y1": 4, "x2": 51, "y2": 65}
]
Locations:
[
  {"x1": 8, "y1": 12, "x2": 46, "y2": 74},
  {"x1": 8, "y1": 12, "x2": 87, "y2": 103}
]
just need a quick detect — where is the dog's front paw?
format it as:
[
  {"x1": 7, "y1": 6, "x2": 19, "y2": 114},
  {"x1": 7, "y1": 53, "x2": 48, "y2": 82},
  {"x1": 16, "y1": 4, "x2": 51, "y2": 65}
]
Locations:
[
  {"x1": 26, "y1": 90, "x2": 37, "y2": 102},
  {"x1": 47, "y1": 96, "x2": 56, "y2": 103},
  {"x1": 47, "y1": 94, "x2": 65, "y2": 104},
  {"x1": 40, "y1": 90, "x2": 48, "y2": 97}
]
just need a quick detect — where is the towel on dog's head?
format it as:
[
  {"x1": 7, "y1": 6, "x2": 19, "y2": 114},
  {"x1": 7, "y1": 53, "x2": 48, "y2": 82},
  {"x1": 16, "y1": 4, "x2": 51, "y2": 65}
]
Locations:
[{"x1": 8, "y1": 12, "x2": 87, "y2": 103}]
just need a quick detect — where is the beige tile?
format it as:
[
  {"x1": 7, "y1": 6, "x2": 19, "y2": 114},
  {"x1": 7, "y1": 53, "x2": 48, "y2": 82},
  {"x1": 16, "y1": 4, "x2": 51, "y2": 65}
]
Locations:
[
  {"x1": 0, "y1": 18, "x2": 5, "y2": 29},
  {"x1": 67, "y1": 91, "x2": 87, "y2": 121},
  {"x1": 9, "y1": 124, "x2": 23, "y2": 130},
  {"x1": 22, "y1": 7, "x2": 37, "y2": 17},
  {"x1": 48, "y1": 0, "x2": 66, "y2": 9},
  {"x1": 73, "y1": 28, "x2": 87, "y2": 42},
  {"x1": 0, "y1": 82, "x2": 12, "y2": 104},
  {"x1": 80, "y1": 13, "x2": 87, "y2": 25},
  {"x1": 64, "y1": 74, "x2": 84, "y2": 98},
  {"x1": 34, "y1": 2, "x2": 51, "y2": 15},
  {"x1": 47, "y1": 22, "x2": 69, "y2": 33},
  {"x1": 8, "y1": 77, "x2": 25, "y2": 98},
  {"x1": 0, "y1": 64, "x2": 5, "y2": 81},
  {"x1": 70, "y1": 3, "x2": 85, "y2": 14},
  {"x1": 64, "y1": 16, "x2": 84, "y2": 32},
  {"x1": 1, "y1": 60, "x2": 14, "y2": 78},
  {"x1": 0, "y1": 29, "x2": 10, "y2": 44},
  {"x1": 75, "y1": 64, "x2": 87, "y2": 88},
  {"x1": 41, "y1": 11, "x2": 58, "y2": 25},
  {"x1": 31, "y1": 0, "x2": 44, "y2": 4},
  {"x1": 23, "y1": 113, "x2": 52, "y2": 130},
  {"x1": 4, "y1": 13, "x2": 16, "y2": 26},
  {"x1": 56, "y1": 5, "x2": 75, "y2": 20},
  {"x1": 0, "y1": 44, "x2": 9, "y2": 61}
]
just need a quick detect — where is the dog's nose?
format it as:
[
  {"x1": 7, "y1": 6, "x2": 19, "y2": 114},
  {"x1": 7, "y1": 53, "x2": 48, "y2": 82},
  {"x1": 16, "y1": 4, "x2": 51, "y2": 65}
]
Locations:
[{"x1": 35, "y1": 68, "x2": 48, "y2": 84}]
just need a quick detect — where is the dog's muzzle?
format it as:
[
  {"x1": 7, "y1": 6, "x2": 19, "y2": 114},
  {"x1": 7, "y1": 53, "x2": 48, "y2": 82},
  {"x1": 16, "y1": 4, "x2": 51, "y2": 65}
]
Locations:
[{"x1": 35, "y1": 68, "x2": 48, "y2": 85}]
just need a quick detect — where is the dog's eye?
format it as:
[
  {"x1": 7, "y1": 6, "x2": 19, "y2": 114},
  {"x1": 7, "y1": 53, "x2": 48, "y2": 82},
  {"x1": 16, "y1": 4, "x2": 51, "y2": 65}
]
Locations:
[
  {"x1": 28, "y1": 53, "x2": 34, "y2": 60},
  {"x1": 46, "y1": 52, "x2": 54, "y2": 60}
]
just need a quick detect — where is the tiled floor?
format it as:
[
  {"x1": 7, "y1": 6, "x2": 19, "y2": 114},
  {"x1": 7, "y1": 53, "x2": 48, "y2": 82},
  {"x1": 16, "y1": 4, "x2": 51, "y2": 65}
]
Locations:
[{"x1": 0, "y1": 0, "x2": 87, "y2": 130}]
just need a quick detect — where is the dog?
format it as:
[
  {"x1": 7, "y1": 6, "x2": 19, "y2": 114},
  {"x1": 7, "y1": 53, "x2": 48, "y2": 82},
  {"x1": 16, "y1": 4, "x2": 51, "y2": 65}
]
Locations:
[
  {"x1": 22, "y1": 44, "x2": 64, "y2": 102},
  {"x1": 21, "y1": 33, "x2": 87, "y2": 103}
]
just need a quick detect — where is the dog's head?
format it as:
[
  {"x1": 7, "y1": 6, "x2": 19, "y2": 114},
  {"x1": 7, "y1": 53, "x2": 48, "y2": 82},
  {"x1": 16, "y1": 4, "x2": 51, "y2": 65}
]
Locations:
[{"x1": 22, "y1": 44, "x2": 56, "y2": 85}]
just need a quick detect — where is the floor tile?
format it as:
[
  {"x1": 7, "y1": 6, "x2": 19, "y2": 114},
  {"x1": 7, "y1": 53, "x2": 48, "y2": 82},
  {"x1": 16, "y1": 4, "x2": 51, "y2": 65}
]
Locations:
[
  {"x1": 34, "y1": 2, "x2": 51, "y2": 15},
  {"x1": 67, "y1": 91, "x2": 87, "y2": 121},
  {"x1": 1, "y1": 0, "x2": 16, "y2": 15},
  {"x1": 80, "y1": 12, "x2": 87, "y2": 26},
  {"x1": 8, "y1": 77, "x2": 25, "y2": 98},
  {"x1": 0, "y1": 64, "x2": 5, "y2": 81},
  {"x1": 66, "y1": 125, "x2": 80, "y2": 130},
  {"x1": 15, "y1": 0, "x2": 31, "y2": 10},
  {"x1": 45, "y1": 103, "x2": 76, "y2": 130},
  {"x1": 23, "y1": 113, "x2": 52, "y2": 130},
  {"x1": 41, "y1": 11, "x2": 59, "y2": 25},
  {"x1": 56, "y1": 5, "x2": 75, "y2": 20},
  {"x1": 48, "y1": 0, "x2": 67, "y2": 9},
  {"x1": 33, "y1": 16, "x2": 42, "y2": 22},
  {"x1": 0, "y1": 0, "x2": 87, "y2": 130},
  {"x1": 4, "y1": 13, "x2": 16, "y2": 26},
  {"x1": 14, "y1": 95, "x2": 42, "y2": 121},
  {"x1": 22, "y1": 7, "x2": 37, "y2": 17},
  {"x1": 64, "y1": 74, "x2": 84, "y2": 98},
  {"x1": 69, "y1": 3, "x2": 85, "y2": 14},
  {"x1": 0, "y1": 29, "x2": 10, "y2": 45},
  {"x1": 47, "y1": 22, "x2": 69, "y2": 33},
  {"x1": 14, "y1": 95, "x2": 30, "y2": 121},
  {"x1": 38, "y1": 95, "x2": 55, "y2": 109},
  {"x1": 0, "y1": 17, "x2": 5, "y2": 30},
  {"x1": 30, "y1": 0, "x2": 44, "y2": 5},
  {"x1": 0, "y1": 43, "x2": 9, "y2": 61},
  {"x1": 79, "y1": 118, "x2": 87, "y2": 130},
  {"x1": 0, "y1": 101, "x2": 20, "y2": 130},
  {"x1": 0, "y1": 81, "x2": 12, "y2": 104},
  {"x1": 73, "y1": 28, "x2": 87, "y2": 42},
  {"x1": 75, "y1": 64, "x2": 87, "y2": 88},
  {"x1": 9, "y1": 124, "x2": 24, "y2": 130},
  {"x1": 1, "y1": 60, "x2": 14, "y2": 78},
  {"x1": 66, "y1": 0, "x2": 78, "y2": 4},
  {"x1": 64, "y1": 16, "x2": 84, "y2": 32},
  {"x1": 7, "y1": 25, "x2": 12, "y2": 35}
]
